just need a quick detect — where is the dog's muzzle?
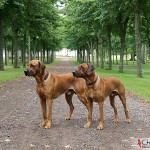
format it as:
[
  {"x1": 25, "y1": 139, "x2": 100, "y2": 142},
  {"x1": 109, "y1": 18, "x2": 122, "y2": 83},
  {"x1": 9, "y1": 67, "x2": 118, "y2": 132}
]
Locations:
[
  {"x1": 72, "y1": 71, "x2": 85, "y2": 78},
  {"x1": 24, "y1": 69, "x2": 34, "y2": 76}
]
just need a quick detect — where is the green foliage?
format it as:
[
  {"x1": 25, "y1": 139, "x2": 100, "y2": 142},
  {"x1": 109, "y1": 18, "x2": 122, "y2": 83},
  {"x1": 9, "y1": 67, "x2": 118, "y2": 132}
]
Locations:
[{"x1": 0, "y1": 58, "x2": 60, "y2": 84}]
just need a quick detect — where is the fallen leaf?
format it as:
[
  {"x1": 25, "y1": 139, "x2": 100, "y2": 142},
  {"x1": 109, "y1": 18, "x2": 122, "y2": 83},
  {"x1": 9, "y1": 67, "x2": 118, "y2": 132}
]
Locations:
[
  {"x1": 137, "y1": 128, "x2": 142, "y2": 131},
  {"x1": 65, "y1": 145, "x2": 72, "y2": 148},
  {"x1": 11, "y1": 115, "x2": 17, "y2": 119},
  {"x1": 45, "y1": 145, "x2": 50, "y2": 148},
  {"x1": 5, "y1": 138, "x2": 11, "y2": 143},
  {"x1": 30, "y1": 144, "x2": 36, "y2": 147},
  {"x1": 131, "y1": 145, "x2": 137, "y2": 147},
  {"x1": 122, "y1": 139, "x2": 129, "y2": 142}
]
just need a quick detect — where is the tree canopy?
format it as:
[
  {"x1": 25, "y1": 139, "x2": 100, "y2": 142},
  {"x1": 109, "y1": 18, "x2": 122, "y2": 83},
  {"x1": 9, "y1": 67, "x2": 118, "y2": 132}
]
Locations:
[{"x1": 0, "y1": 0, "x2": 150, "y2": 77}]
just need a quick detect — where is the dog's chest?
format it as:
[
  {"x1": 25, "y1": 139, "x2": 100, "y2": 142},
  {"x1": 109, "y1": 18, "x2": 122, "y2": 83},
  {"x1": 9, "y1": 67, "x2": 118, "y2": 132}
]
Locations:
[
  {"x1": 37, "y1": 86, "x2": 48, "y2": 98},
  {"x1": 87, "y1": 88, "x2": 98, "y2": 101}
]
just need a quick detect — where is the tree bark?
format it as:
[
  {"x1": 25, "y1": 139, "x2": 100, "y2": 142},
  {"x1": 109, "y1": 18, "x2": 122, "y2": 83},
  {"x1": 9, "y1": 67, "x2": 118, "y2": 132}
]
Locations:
[
  {"x1": 96, "y1": 36, "x2": 99, "y2": 67},
  {"x1": 5, "y1": 43, "x2": 7, "y2": 65},
  {"x1": 22, "y1": 33, "x2": 26, "y2": 67},
  {"x1": 117, "y1": 13, "x2": 129, "y2": 73},
  {"x1": 107, "y1": 27, "x2": 112, "y2": 70},
  {"x1": 135, "y1": 0, "x2": 142, "y2": 77},
  {"x1": 100, "y1": 36, "x2": 104, "y2": 68},
  {"x1": 13, "y1": 30, "x2": 20, "y2": 68},
  {"x1": 0, "y1": 17, "x2": 4, "y2": 70}
]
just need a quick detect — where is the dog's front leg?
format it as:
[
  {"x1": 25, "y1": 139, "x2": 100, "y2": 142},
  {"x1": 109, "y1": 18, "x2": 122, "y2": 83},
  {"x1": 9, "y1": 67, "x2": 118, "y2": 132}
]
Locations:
[
  {"x1": 84, "y1": 98, "x2": 93, "y2": 128},
  {"x1": 97, "y1": 101, "x2": 104, "y2": 130},
  {"x1": 45, "y1": 99, "x2": 53, "y2": 129},
  {"x1": 40, "y1": 97, "x2": 47, "y2": 127}
]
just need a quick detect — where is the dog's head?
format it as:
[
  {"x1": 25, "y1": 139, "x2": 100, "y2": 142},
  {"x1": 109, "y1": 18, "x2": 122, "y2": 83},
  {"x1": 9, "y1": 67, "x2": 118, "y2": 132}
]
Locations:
[
  {"x1": 24, "y1": 60, "x2": 45, "y2": 77},
  {"x1": 72, "y1": 63, "x2": 95, "y2": 78}
]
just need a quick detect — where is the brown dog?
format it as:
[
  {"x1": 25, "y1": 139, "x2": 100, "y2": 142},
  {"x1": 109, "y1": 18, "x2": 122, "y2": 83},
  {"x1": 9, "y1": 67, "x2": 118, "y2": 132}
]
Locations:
[
  {"x1": 24, "y1": 60, "x2": 90, "y2": 129},
  {"x1": 73, "y1": 63, "x2": 131, "y2": 130}
]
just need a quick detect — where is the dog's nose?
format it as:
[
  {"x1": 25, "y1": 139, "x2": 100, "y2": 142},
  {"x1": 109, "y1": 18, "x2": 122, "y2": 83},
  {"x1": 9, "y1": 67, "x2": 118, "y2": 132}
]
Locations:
[
  {"x1": 72, "y1": 71, "x2": 76, "y2": 76},
  {"x1": 24, "y1": 69, "x2": 28, "y2": 76}
]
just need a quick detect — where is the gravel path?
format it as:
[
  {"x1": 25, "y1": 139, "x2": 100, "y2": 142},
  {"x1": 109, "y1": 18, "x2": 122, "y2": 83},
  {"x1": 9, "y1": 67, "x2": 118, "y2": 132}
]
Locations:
[{"x1": 0, "y1": 57, "x2": 149, "y2": 150}]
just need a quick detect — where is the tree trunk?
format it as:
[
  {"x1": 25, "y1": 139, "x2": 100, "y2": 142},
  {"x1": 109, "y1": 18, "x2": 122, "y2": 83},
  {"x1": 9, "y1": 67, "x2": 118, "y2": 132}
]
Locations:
[
  {"x1": 22, "y1": 33, "x2": 26, "y2": 67},
  {"x1": 119, "y1": 30, "x2": 126, "y2": 73},
  {"x1": 13, "y1": 30, "x2": 20, "y2": 68},
  {"x1": 50, "y1": 50, "x2": 54, "y2": 63},
  {"x1": 77, "y1": 49, "x2": 80, "y2": 62},
  {"x1": 107, "y1": 27, "x2": 112, "y2": 70},
  {"x1": 47, "y1": 49, "x2": 50, "y2": 64},
  {"x1": 96, "y1": 37, "x2": 99, "y2": 67},
  {"x1": 5, "y1": 43, "x2": 7, "y2": 65},
  {"x1": 0, "y1": 17, "x2": 4, "y2": 70},
  {"x1": 117, "y1": 14, "x2": 129, "y2": 73},
  {"x1": 82, "y1": 49, "x2": 85, "y2": 63},
  {"x1": 115, "y1": 52, "x2": 118, "y2": 64},
  {"x1": 28, "y1": 35, "x2": 31, "y2": 61},
  {"x1": 125, "y1": 47, "x2": 128, "y2": 65},
  {"x1": 11, "y1": 40, "x2": 13, "y2": 65},
  {"x1": 100, "y1": 36, "x2": 104, "y2": 68},
  {"x1": 42, "y1": 42, "x2": 45, "y2": 63},
  {"x1": 141, "y1": 44, "x2": 147, "y2": 64},
  {"x1": 135, "y1": 0, "x2": 142, "y2": 77}
]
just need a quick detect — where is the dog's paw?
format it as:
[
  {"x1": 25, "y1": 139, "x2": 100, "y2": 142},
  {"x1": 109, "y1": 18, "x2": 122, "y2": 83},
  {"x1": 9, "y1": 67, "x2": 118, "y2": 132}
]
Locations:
[
  {"x1": 39, "y1": 120, "x2": 47, "y2": 127},
  {"x1": 84, "y1": 122, "x2": 91, "y2": 128},
  {"x1": 84, "y1": 124, "x2": 89, "y2": 128},
  {"x1": 65, "y1": 116, "x2": 71, "y2": 120},
  {"x1": 97, "y1": 124, "x2": 103, "y2": 130},
  {"x1": 126, "y1": 118, "x2": 131, "y2": 123},
  {"x1": 113, "y1": 117, "x2": 119, "y2": 123},
  {"x1": 45, "y1": 122, "x2": 52, "y2": 129}
]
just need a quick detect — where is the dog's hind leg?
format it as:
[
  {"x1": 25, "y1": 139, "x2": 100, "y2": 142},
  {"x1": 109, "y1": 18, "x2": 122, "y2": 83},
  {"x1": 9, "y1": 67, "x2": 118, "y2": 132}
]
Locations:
[
  {"x1": 65, "y1": 91, "x2": 74, "y2": 120},
  {"x1": 109, "y1": 94, "x2": 119, "y2": 123},
  {"x1": 119, "y1": 94, "x2": 131, "y2": 123}
]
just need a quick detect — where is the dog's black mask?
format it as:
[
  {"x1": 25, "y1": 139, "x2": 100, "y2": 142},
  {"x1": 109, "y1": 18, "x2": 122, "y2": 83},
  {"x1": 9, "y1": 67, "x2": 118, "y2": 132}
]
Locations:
[
  {"x1": 72, "y1": 71, "x2": 85, "y2": 78},
  {"x1": 24, "y1": 69, "x2": 35, "y2": 76}
]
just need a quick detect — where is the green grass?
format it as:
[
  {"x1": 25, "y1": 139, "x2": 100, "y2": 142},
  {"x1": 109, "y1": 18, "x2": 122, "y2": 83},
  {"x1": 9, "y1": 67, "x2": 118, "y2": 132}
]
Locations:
[
  {"x1": 96, "y1": 68, "x2": 150, "y2": 102},
  {"x1": 0, "y1": 67, "x2": 25, "y2": 84},
  {"x1": 0, "y1": 59, "x2": 60, "y2": 84},
  {"x1": 71, "y1": 58, "x2": 150, "y2": 102}
]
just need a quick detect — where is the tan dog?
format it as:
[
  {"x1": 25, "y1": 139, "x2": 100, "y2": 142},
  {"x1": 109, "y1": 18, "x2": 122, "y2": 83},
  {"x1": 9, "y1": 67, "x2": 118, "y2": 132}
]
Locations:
[
  {"x1": 24, "y1": 60, "x2": 91, "y2": 129},
  {"x1": 73, "y1": 63, "x2": 131, "y2": 130}
]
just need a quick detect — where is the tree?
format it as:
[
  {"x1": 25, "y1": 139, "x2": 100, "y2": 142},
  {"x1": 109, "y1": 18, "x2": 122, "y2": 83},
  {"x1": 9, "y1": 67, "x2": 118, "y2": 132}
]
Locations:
[
  {"x1": 0, "y1": 0, "x2": 7, "y2": 70},
  {"x1": 135, "y1": 0, "x2": 143, "y2": 77}
]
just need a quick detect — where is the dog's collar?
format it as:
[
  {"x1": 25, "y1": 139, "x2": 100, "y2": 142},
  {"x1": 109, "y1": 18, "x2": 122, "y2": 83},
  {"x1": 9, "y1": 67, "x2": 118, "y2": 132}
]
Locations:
[
  {"x1": 44, "y1": 72, "x2": 49, "y2": 80},
  {"x1": 86, "y1": 75, "x2": 98, "y2": 86},
  {"x1": 38, "y1": 72, "x2": 49, "y2": 86}
]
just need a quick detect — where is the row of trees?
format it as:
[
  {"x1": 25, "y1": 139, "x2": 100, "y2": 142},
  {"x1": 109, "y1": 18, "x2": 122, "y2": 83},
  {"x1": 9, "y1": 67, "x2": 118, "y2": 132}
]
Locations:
[
  {"x1": 0, "y1": 0, "x2": 62, "y2": 69},
  {"x1": 0, "y1": 0, "x2": 150, "y2": 78},
  {"x1": 62, "y1": 0, "x2": 150, "y2": 77}
]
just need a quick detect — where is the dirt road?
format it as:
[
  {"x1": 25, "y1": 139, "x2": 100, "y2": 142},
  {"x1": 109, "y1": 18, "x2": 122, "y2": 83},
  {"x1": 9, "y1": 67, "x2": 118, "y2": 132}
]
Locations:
[{"x1": 0, "y1": 57, "x2": 149, "y2": 150}]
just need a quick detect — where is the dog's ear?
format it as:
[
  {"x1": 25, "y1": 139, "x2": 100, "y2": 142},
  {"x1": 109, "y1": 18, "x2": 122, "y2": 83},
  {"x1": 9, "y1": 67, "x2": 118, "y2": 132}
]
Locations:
[
  {"x1": 38, "y1": 61, "x2": 45, "y2": 74},
  {"x1": 87, "y1": 64, "x2": 95, "y2": 75}
]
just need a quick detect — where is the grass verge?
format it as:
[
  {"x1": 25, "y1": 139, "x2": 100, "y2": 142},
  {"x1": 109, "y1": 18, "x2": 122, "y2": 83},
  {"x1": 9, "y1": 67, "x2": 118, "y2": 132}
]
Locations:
[{"x1": 0, "y1": 59, "x2": 60, "y2": 84}]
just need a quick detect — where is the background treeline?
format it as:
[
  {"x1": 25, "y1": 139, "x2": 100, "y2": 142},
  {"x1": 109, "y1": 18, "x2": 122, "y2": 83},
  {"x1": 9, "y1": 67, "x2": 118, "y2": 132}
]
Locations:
[
  {"x1": 0, "y1": 0, "x2": 150, "y2": 78},
  {"x1": 62, "y1": 0, "x2": 150, "y2": 77},
  {"x1": 0, "y1": 0, "x2": 62, "y2": 70}
]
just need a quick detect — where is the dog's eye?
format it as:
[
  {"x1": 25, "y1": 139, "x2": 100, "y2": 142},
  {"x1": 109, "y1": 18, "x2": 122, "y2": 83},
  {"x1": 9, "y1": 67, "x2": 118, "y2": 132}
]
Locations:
[
  {"x1": 79, "y1": 66, "x2": 85, "y2": 71},
  {"x1": 30, "y1": 64, "x2": 35, "y2": 68}
]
